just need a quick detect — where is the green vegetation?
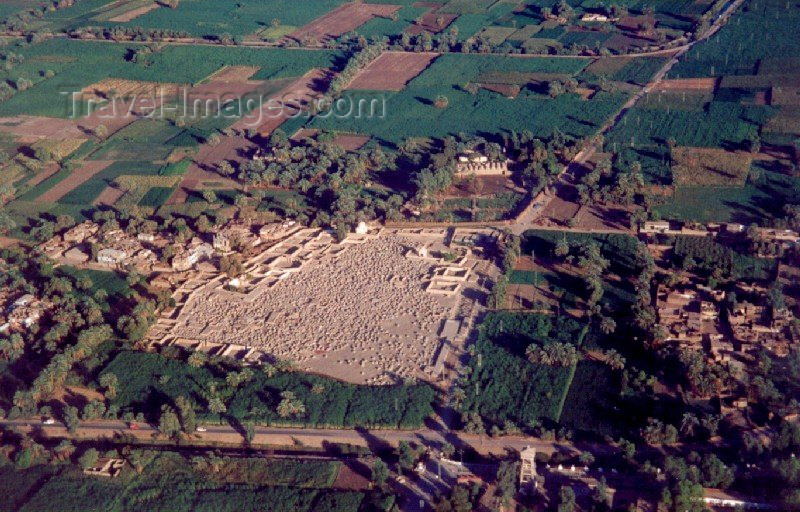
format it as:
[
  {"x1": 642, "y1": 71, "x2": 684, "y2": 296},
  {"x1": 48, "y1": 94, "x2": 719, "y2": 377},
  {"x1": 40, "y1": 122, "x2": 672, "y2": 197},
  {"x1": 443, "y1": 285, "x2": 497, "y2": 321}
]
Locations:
[
  {"x1": 102, "y1": 349, "x2": 435, "y2": 428},
  {"x1": 558, "y1": 360, "x2": 620, "y2": 436},
  {"x1": 138, "y1": 186, "x2": 175, "y2": 207},
  {"x1": 610, "y1": 57, "x2": 669, "y2": 85},
  {"x1": 59, "y1": 161, "x2": 162, "y2": 206},
  {"x1": 354, "y1": 5, "x2": 428, "y2": 39},
  {"x1": 671, "y1": 235, "x2": 776, "y2": 281},
  {"x1": 93, "y1": 0, "x2": 348, "y2": 38},
  {"x1": 0, "y1": 38, "x2": 340, "y2": 118},
  {"x1": 458, "y1": 312, "x2": 585, "y2": 429},
  {"x1": 606, "y1": 102, "x2": 770, "y2": 149},
  {"x1": 671, "y1": 0, "x2": 800, "y2": 78},
  {"x1": 0, "y1": 452, "x2": 377, "y2": 512},
  {"x1": 311, "y1": 53, "x2": 626, "y2": 145},
  {"x1": 57, "y1": 267, "x2": 133, "y2": 298}
]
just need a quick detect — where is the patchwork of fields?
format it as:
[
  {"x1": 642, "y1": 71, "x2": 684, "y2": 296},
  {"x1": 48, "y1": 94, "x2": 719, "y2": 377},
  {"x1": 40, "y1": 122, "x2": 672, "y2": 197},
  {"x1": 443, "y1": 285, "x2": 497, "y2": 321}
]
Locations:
[
  {"x1": 312, "y1": 53, "x2": 628, "y2": 144},
  {"x1": 0, "y1": 0, "x2": 792, "y2": 232}
]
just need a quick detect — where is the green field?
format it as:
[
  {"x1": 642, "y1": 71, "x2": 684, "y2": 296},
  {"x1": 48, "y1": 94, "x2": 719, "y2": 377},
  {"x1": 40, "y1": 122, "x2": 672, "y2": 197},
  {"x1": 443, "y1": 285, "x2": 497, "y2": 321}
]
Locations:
[
  {"x1": 311, "y1": 53, "x2": 625, "y2": 145},
  {"x1": 606, "y1": 101, "x2": 772, "y2": 148},
  {"x1": 57, "y1": 266, "x2": 133, "y2": 298},
  {"x1": 354, "y1": 5, "x2": 429, "y2": 39},
  {"x1": 558, "y1": 360, "x2": 620, "y2": 436},
  {"x1": 670, "y1": 0, "x2": 800, "y2": 78},
  {"x1": 0, "y1": 39, "x2": 341, "y2": 118},
  {"x1": 138, "y1": 186, "x2": 175, "y2": 207},
  {"x1": 653, "y1": 159, "x2": 800, "y2": 224},
  {"x1": 91, "y1": 0, "x2": 348, "y2": 38},
  {"x1": 58, "y1": 161, "x2": 162, "y2": 205}
]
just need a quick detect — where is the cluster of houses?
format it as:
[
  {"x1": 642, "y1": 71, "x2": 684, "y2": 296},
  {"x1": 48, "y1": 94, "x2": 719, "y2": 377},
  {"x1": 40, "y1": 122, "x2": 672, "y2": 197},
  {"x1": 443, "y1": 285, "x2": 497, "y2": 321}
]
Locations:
[
  {"x1": 0, "y1": 293, "x2": 47, "y2": 334},
  {"x1": 40, "y1": 220, "x2": 297, "y2": 275},
  {"x1": 657, "y1": 280, "x2": 797, "y2": 364},
  {"x1": 640, "y1": 220, "x2": 800, "y2": 251}
]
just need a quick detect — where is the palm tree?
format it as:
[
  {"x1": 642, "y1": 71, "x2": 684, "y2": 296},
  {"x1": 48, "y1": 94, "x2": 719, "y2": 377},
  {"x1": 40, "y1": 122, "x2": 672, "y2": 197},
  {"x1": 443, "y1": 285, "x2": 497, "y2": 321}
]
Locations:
[
  {"x1": 208, "y1": 396, "x2": 227, "y2": 415},
  {"x1": 599, "y1": 316, "x2": 617, "y2": 335},
  {"x1": 276, "y1": 391, "x2": 306, "y2": 418}
]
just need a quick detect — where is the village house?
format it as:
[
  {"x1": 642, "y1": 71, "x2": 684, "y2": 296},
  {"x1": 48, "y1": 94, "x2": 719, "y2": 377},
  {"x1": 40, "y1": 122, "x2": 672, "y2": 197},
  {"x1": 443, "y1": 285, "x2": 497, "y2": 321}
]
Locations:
[
  {"x1": 5, "y1": 293, "x2": 46, "y2": 330},
  {"x1": 728, "y1": 299, "x2": 794, "y2": 356},
  {"x1": 96, "y1": 248, "x2": 127, "y2": 266},
  {"x1": 259, "y1": 221, "x2": 296, "y2": 241},
  {"x1": 213, "y1": 222, "x2": 259, "y2": 253},
  {"x1": 63, "y1": 221, "x2": 99, "y2": 244},
  {"x1": 63, "y1": 246, "x2": 89, "y2": 263},
  {"x1": 172, "y1": 241, "x2": 215, "y2": 271},
  {"x1": 641, "y1": 220, "x2": 672, "y2": 234},
  {"x1": 657, "y1": 285, "x2": 724, "y2": 346},
  {"x1": 454, "y1": 150, "x2": 510, "y2": 177},
  {"x1": 581, "y1": 13, "x2": 611, "y2": 22},
  {"x1": 702, "y1": 488, "x2": 773, "y2": 509}
]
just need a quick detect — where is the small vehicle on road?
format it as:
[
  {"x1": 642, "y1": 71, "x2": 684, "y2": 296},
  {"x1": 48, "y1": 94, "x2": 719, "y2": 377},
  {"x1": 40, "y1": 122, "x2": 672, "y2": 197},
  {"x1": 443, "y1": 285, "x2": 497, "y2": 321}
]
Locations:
[
  {"x1": 128, "y1": 422, "x2": 139, "y2": 430},
  {"x1": 42, "y1": 418, "x2": 56, "y2": 425},
  {"x1": 196, "y1": 426, "x2": 207, "y2": 432}
]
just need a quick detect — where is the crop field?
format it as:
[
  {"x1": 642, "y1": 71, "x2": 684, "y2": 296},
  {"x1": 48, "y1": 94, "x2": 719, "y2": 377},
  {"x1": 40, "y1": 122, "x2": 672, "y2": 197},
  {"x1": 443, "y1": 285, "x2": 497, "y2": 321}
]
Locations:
[
  {"x1": 311, "y1": 53, "x2": 627, "y2": 144},
  {"x1": 287, "y1": 2, "x2": 400, "y2": 43},
  {"x1": 606, "y1": 101, "x2": 771, "y2": 148},
  {"x1": 763, "y1": 107, "x2": 800, "y2": 137},
  {"x1": 610, "y1": 57, "x2": 670, "y2": 85},
  {"x1": 407, "y1": 10, "x2": 458, "y2": 35},
  {"x1": 138, "y1": 185, "x2": 176, "y2": 207},
  {"x1": 439, "y1": 0, "x2": 498, "y2": 14},
  {"x1": 670, "y1": 0, "x2": 800, "y2": 79},
  {"x1": 0, "y1": 0, "x2": 40, "y2": 19},
  {"x1": 34, "y1": 160, "x2": 112, "y2": 203},
  {"x1": 56, "y1": 160, "x2": 162, "y2": 205},
  {"x1": 353, "y1": 5, "x2": 429, "y2": 39},
  {"x1": 670, "y1": 146, "x2": 753, "y2": 186},
  {"x1": 0, "y1": 38, "x2": 341, "y2": 119},
  {"x1": 346, "y1": 52, "x2": 438, "y2": 91},
  {"x1": 654, "y1": 161, "x2": 800, "y2": 223},
  {"x1": 559, "y1": 360, "x2": 620, "y2": 436},
  {"x1": 112, "y1": 175, "x2": 182, "y2": 208},
  {"x1": 638, "y1": 90, "x2": 713, "y2": 111},
  {"x1": 613, "y1": 145, "x2": 672, "y2": 185},
  {"x1": 91, "y1": 0, "x2": 349, "y2": 38},
  {"x1": 475, "y1": 25, "x2": 518, "y2": 45}
]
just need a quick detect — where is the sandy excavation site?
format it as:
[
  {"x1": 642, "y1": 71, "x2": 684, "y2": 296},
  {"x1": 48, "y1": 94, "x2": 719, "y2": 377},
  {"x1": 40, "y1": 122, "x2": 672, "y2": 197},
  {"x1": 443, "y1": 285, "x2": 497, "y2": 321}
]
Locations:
[{"x1": 162, "y1": 228, "x2": 496, "y2": 384}]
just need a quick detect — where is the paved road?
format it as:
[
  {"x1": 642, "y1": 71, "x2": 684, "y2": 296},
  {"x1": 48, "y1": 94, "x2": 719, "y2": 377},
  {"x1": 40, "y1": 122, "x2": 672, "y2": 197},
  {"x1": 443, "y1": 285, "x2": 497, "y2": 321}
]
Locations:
[{"x1": 1, "y1": 418, "x2": 582, "y2": 457}]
